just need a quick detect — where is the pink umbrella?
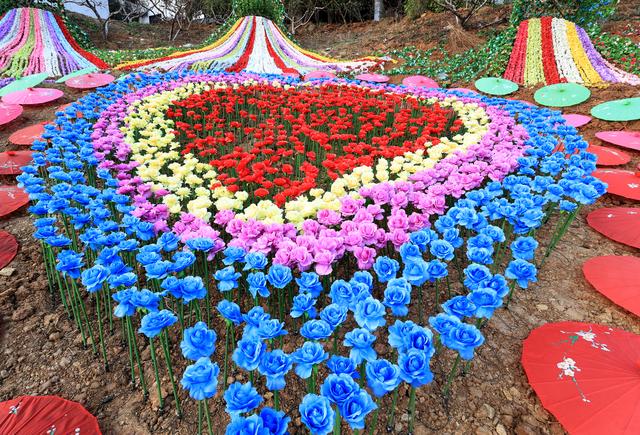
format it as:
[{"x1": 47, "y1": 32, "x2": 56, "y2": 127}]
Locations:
[
  {"x1": 355, "y1": 73, "x2": 389, "y2": 83},
  {"x1": 8, "y1": 122, "x2": 47, "y2": 146},
  {"x1": 304, "y1": 70, "x2": 337, "y2": 80},
  {"x1": 402, "y1": 75, "x2": 439, "y2": 88},
  {"x1": 65, "y1": 73, "x2": 115, "y2": 90},
  {"x1": 0, "y1": 151, "x2": 34, "y2": 175},
  {"x1": 2, "y1": 88, "x2": 63, "y2": 105},
  {"x1": 562, "y1": 114, "x2": 591, "y2": 128},
  {"x1": 0, "y1": 102, "x2": 23, "y2": 126},
  {"x1": 595, "y1": 131, "x2": 640, "y2": 152}
]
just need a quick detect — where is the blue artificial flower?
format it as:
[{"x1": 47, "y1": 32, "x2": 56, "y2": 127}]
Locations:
[
  {"x1": 113, "y1": 288, "x2": 136, "y2": 318},
  {"x1": 319, "y1": 304, "x2": 348, "y2": 330},
  {"x1": 398, "y1": 348, "x2": 434, "y2": 387},
  {"x1": 354, "y1": 297, "x2": 386, "y2": 331},
  {"x1": 136, "y1": 249, "x2": 162, "y2": 266},
  {"x1": 186, "y1": 237, "x2": 215, "y2": 252},
  {"x1": 467, "y1": 247, "x2": 493, "y2": 265},
  {"x1": 130, "y1": 288, "x2": 160, "y2": 312},
  {"x1": 373, "y1": 256, "x2": 400, "y2": 283},
  {"x1": 233, "y1": 336, "x2": 266, "y2": 371},
  {"x1": 343, "y1": 328, "x2": 376, "y2": 364},
  {"x1": 258, "y1": 350, "x2": 293, "y2": 391},
  {"x1": 267, "y1": 264, "x2": 292, "y2": 289},
  {"x1": 144, "y1": 260, "x2": 172, "y2": 280},
  {"x1": 243, "y1": 251, "x2": 268, "y2": 271},
  {"x1": 56, "y1": 250, "x2": 84, "y2": 278},
  {"x1": 320, "y1": 373, "x2": 359, "y2": 405},
  {"x1": 442, "y1": 295, "x2": 477, "y2": 319},
  {"x1": 181, "y1": 321, "x2": 217, "y2": 361},
  {"x1": 243, "y1": 306, "x2": 270, "y2": 336},
  {"x1": 225, "y1": 414, "x2": 268, "y2": 435},
  {"x1": 410, "y1": 229, "x2": 436, "y2": 252},
  {"x1": 181, "y1": 357, "x2": 219, "y2": 400},
  {"x1": 430, "y1": 239, "x2": 455, "y2": 261},
  {"x1": 463, "y1": 264, "x2": 492, "y2": 291},
  {"x1": 299, "y1": 394, "x2": 334, "y2": 435},
  {"x1": 366, "y1": 359, "x2": 401, "y2": 397},
  {"x1": 171, "y1": 251, "x2": 196, "y2": 272},
  {"x1": 402, "y1": 259, "x2": 430, "y2": 286},
  {"x1": 481, "y1": 225, "x2": 505, "y2": 243},
  {"x1": 296, "y1": 272, "x2": 323, "y2": 298},
  {"x1": 326, "y1": 355, "x2": 359, "y2": 379},
  {"x1": 485, "y1": 274, "x2": 510, "y2": 298},
  {"x1": 217, "y1": 300, "x2": 243, "y2": 325},
  {"x1": 428, "y1": 313, "x2": 461, "y2": 337},
  {"x1": 214, "y1": 266, "x2": 242, "y2": 292},
  {"x1": 247, "y1": 271, "x2": 270, "y2": 299},
  {"x1": 291, "y1": 292, "x2": 317, "y2": 319},
  {"x1": 81, "y1": 264, "x2": 109, "y2": 293},
  {"x1": 329, "y1": 280, "x2": 355, "y2": 308},
  {"x1": 224, "y1": 382, "x2": 263, "y2": 418},
  {"x1": 138, "y1": 309, "x2": 178, "y2": 338},
  {"x1": 468, "y1": 288, "x2": 502, "y2": 319},
  {"x1": 505, "y1": 259, "x2": 538, "y2": 288},
  {"x1": 442, "y1": 322, "x2": 485, "y2": 360},
  {"x1": 180, "y1": 276, "x2": 207, "y2": 304},
  {"x1": 351, "y1": 271, "x2": 373, "y2": 291},
  {"x1": 158, "y1": 232, "x2": 180, "y2": 252},
  {"x1": 399, "y1": 242, "x2": 422, "y2": 264},
  {"x1": 339, "y1": 389, "x2": 377, "y2": 430},
  {"x1": 426, "y1": 259, "x2": 448, "y2": 280},
  {"x1": 257, "y1": 318, "x2": 287, "y2": 341},
  {"x1": 510, "y1": 237, "x2": 539, "y2": 261},
  {"x1": 301, "y1": 319, "x2": 333, "y2": 341},
  {"x1": 442, "y1": 228, "x2": 463, "y2": 248},
  {"x1": 161, "y1": 276, "x2": 182, "y2": 298},
  {"x1": 259, "y1": 407, "x2": 290, "y2": 435},
  {"x1": 291, "y1": 341, "x2": 328, "y2": 379},
  {"x1": 383, "y1": 278, "x2": 411, "y2": 316},
  {"x1": 223, "y1": 246, "x2": 246, "y2": 265}
]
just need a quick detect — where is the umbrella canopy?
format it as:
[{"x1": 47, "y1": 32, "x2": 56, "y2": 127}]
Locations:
[
  {"x1": 0, "y1": 185, "x2": 29, "y2": 217},
  {"x1": 2, "y1": 88, "x2": 64, "y2": 105},
  {"x1": 0, "y1": 396, "x2": 101, "y2": 434},
  {"x1": 586, "y1": 207, "x2": 640, "y2": 249},
  {"x1": 65, "y1": 73, "x2": 115, "y2": 89},
  {"x1": 522, "y1": 321, "x2": 640, "y2": 435},
  {"x1": 8, "y1": 122, "x2": 47, "y2": 146},
  {"x1": 55, "y1": 66, "x2": 99, "y2": 83},
  {"x1": 586, "y1": 144, "x2": 631, "y2": 166},
  {"x1": 0, "y1": 102, "x2": 23, "y2": 126},
  {"x1": 355, "y1": 73, "x2": 389, "y2": 83},
  {"x1": 594, "y1": 169, "x2": 640, "y2": 200},
  {"x1": 0, "y1": 231, "x2": 18, "y2": 270},
  {"x1": 402, "y1": 75, "x2": 439, "y2": 88},
  {"x1": 583, "y1": 256, "x2": 640, "y2": 317},
  {"x1": 0, "y1": 73, "x2": 49, "y2": 97},
  {"x1": 304, "y1": 70, "x2": 336, "y2": 80},
  {"x1": 562, "y1": 114, "x2": 591, "y2": 128},
  {"x1": 595, "y1": 131, "x2": 640, "y2": 152},
  {"x1": 0, "y1": 151, "x2": 34, "y2": 175},
  {"x1": 534, "y1": 83, "x2": 591, "y2": 107},
  {"x1": 474, "y1": 77, "x2": 518, "y2": 96},
  {"x1": 591, "y1": 98, "x2": 640, "y2": 122}
]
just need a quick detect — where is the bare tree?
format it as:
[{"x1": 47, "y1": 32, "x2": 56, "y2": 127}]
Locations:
[
  {"x1": 284, "y1": 4, "x2": 323, "y2": 35},
  {"x1": 373, "y1": 0, "x2": 383, "y2": 21},
  {"x1": 65, "y1": 0, "x2": 155, "y2": 40},
  {"x1": 434, "y1": 0, "x2": 489, "y2": 30}
]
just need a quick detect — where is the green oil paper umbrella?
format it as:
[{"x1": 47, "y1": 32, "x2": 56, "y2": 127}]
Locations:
[
  {"x1": 0, "y1": 73, "x2": 49, "y2": 97},
  {"x1": 533, "y1": 83, "x2": 590, "y2": 107},
  {"x1": 591, "y1": 98, "x2": 640, "y2": 122},
  {"x1": 474, "y1": 77, "x2": 519, "y2": 96},
  {"x1": 56, "y1": 66, "x2": 99, "y2": 83}
]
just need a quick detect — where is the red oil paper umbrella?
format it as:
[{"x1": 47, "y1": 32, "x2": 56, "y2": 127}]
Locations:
[
  {"x1": 522, "y1": 321, "x2": 640, "y2": 435},
  {"x1": 586, "y1": 144, "x2": 631, "y2": 166},
  {"x1": 562, "y1": 114, "x2": 591, "y2": 128},
  {"x1": 587, "y1": 207, "x2": 640, "y2": 249},
  {"x1": 0, "y1": 396, "x2": 101, "y2": 434},
  {"x1": 0, "y1": 151, "x2": 34, "y2": 175},
  {"x1": 355, "y1": 73, "x2": 389, "y2": 83},
  {"x1": 2, "y1": 88, "x2": 63, "y2": 105},
  {"x1": 594, "y1": 169, "x2": 640, "y2": 201},
  {"x1": 65, "y1": 73, "x2": 115, "y2": 89},
  {"x1": 0, "y1": 231, "x2": 18, "y2": 269},
  {"x1": 0, "y1": 102, "x2": 23, "y2": 126},
  {"x1": 8, "y1": 122, "x2": 47, "y2": 146},
  {"x1": 583, "y1": 256, "x2": 640, "y2": 317},
  {"x1": 402, "y1": 75, "x2": 439, "y2": 88},
  {"x1": 595, "y1": 131, "x2": 640, "y2": 152},
  {"x1": 0, "y1": 185, "x2": 29, "y2": 217}
]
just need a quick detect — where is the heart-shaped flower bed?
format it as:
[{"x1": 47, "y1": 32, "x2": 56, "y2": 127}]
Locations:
[{"x1": 19, "y1": 71, "x2": 605, "y2": 434}]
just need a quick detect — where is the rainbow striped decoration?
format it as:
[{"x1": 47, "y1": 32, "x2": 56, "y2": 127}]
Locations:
[
  {"x1": 504, "y1": 17, "x2": 640, "y2": 87},
  {"x1": 118, "y1": 16, "x2": 382, "y2": 74},
  {"x1": 0, "y1": 8, "x2": 107, "y2": 78}
]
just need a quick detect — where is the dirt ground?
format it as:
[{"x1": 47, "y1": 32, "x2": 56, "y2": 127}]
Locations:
[{"x1": 1, "y1": 7, "x2": 640, "y2": 435}]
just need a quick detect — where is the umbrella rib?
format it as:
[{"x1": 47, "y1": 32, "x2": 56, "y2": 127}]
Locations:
[{"x1": 570, "y1": 383, "x2": 640, "y2": 432}]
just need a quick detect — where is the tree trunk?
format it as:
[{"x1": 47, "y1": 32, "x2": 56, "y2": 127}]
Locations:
[
  {"x1": 374, "y1": 0, "x2": 383, "y2": 21},
  {"x1": 101, "y1": 19, "x2": 109, "y2": 40}
]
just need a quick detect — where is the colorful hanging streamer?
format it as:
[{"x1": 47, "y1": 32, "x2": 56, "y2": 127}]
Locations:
[
  {"x1": 118, "y1": 16, "x2": 383, "y2": 74},
  {"x1": 0, "y1": 8, "x2": 107, "y2": 78},
  {"x1": 504, "y1": 17, "x2": 640, "y2": 86}
]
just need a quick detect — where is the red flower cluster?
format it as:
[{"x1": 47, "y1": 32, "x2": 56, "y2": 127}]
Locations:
[{"x1": 166, "y1": 83, "x2": 461, "y2": 206}]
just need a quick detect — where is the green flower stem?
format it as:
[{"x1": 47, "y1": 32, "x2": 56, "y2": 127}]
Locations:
[
  {"x1": 369, "y1": 397, "x2": 380, "y2": 435},
  {"x1": 204, "y1": 399, "x2": 214, "y2": 435},
  {"x1": 333, "y1": 406, "x2": 341, "y2": 435},
  {"x1": 504, "y1": 281, "x2": 518, "y2": 307},
  {"x1": 443, "y1": 355, "x2": 461, "y2": 397},
  {"x1": 104, "y1": 283, "x2": 113, "y2": 333},
  {"x1": 124, "y1": 318, "x2": 136, "y2": 385},
  {"x1": 95, "y1": 289, "x2": 108, "y2": 370},
  {"x1": 149, "y1": 339, "x2": 163, "y2": 410},
  {"x1": 127, "y1": 316, "x2": 147, "y2": 397},
  {"x1": 198, "y1": 401, "x2": 203, "y2": 435},
  {"x1": 387, "y1": 389, "x2": 398, "y2": 430},
  {"x1": 359, "y1": 362, "x2": 366, "y2": 388},
  {"x1": 223, "y1": 321, "x2": 230, "y2": 390},
  {"x1": 274, "y1": 390, "x2": 280, "y2": 410},
  {"x1": 408, "y1": 387, "x2": 417, "y2": 433},
  {"x1": 71, "y1": 278, "x2": 96, "y2": 353},
  {"x1": 161, "y1": 330, "x2": 182, "y2": 417}
]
